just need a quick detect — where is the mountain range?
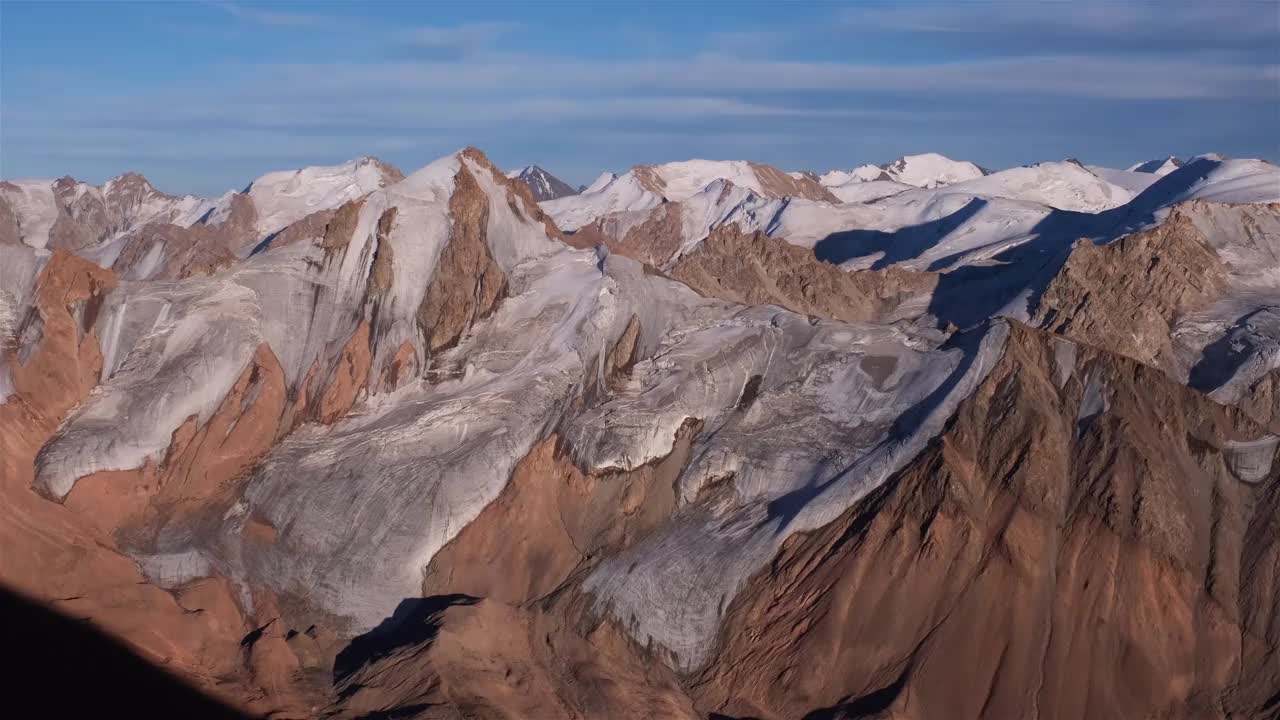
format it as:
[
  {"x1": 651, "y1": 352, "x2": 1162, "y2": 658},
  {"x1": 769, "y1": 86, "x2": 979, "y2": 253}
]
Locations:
[{"x1": 2, "y1": 147, "x2": 1279, "y2": 719}]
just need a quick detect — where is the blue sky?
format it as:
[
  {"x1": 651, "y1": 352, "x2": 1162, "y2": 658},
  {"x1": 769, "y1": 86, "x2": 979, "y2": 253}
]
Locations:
[{"x1": 2, "y1": 1, "x2": 1277, "y2": 195}]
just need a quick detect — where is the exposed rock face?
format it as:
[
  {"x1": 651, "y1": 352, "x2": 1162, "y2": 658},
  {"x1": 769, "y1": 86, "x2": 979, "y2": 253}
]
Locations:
[
  {"x1": 331, "y1": 425, "x2": 705, "y2": 719},
  {"x1": 627, "y1": 161, "x2": 838, "y2": 204},
  {"x1": 689, "y1": 323, "x2": 1278, "y2": 720},
  {"x1": 110, "y1": 192, "x2": 258, "y2": 280},
  {"x1": 1032, "y1": 200, "x2": 1280, "y2": 434},
  {"x1": 322, "y1": 323, "x2": 1280, "y2": 720},
  {"x1": 465, "y1": 147, "x2": 564, "y2": 243},
  {"x1": 670, "y1": 224, "x2": 937, "y2": 323},
  {"x1": 3, "y1": 148, "x2": 1280, "y2": 720},
  {"x1": 576, "y1": 200, "x2": 687, "y2": 267},
  {"x1": 0, "y1": 186, "x2": 20, "y2": 246},
  {"x1": 421, "y1": 423, "x2": 698, "y2": 604},
  {"x1": 1034, "y1": 203, "x2": 1229, "y2": 371},
  {"x1": 565, "y1": 178, "x2": 801, "y2": 271},
  {"x1": 0, "y1": 253, "x2": 299, "y2": 715},
  {"x1": 507, "y1": 164, "x2": 579, "y2": 202},
  {"x1": 747, "y1": 161, "x2": 841, "y2": 203},
  {"x1": 417, "y1": 162, "x2": 509, "y2": 354},
  {"x1": 328, "y1": 596, "x2": 700, "y2": 720},
  {"x1": 0, "y1": 173, "x2": 213, "y2": 252}
]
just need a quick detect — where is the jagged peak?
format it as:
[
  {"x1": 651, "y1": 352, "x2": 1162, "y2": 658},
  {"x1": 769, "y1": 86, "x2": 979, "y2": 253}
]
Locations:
[{"x1": 101, "y1": 171, "x2": 163, "y2": 197}]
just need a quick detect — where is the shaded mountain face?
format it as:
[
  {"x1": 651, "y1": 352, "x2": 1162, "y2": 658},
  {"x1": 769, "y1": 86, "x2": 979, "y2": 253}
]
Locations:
[
  {"x1": 506, "y1": 164, "x2": 578, "y2": 201},
  {"x1": 1, "y1": 146, "x2": 1279, "y2": 720}
]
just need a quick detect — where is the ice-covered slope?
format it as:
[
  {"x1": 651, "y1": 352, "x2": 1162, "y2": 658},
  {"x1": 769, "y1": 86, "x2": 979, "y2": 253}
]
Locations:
[
  {"x1": 566, "y1": 179, "x2": 785, "y2": 268},
  {"x1": 540, "y1": 172, "x2": 665, "y2": 232},
  {"x1": 0, "y1": 181, "x2": 59, "y2": 248},
  {"x1": 940, "y1": 160, "x2": 1135, "y2": 212},
  {"x1": 1086, "y1": 164, "x2": 1163, "y2": 194},
  {"x1": 573, "y1": 316, "x2": 1007, "y2": 670},
  {"x1": 583, "y1": 171, "x2": 616, "y2": 193},
  {"x1": 238, "y1": 156, "x2": 402, "y2": 242},
  {"x1": 8, "y1": 146, "x2": 1280, "y2": 720},
  {"x1": 1128, "y1": 157, "x2": 1280, "y2": 207},
  {"x1": 22, "y1": 147, "x2": 1009, "y2": 653},
  {"x1": 33, "y1": 149, "x2": 551, "y2": 498},
  {"x1": 784, "y1": 157, "x2": 1278, "y2": 268},
  {"x1": 823, "y1": 178, "x2": 914, "y2": 204}
]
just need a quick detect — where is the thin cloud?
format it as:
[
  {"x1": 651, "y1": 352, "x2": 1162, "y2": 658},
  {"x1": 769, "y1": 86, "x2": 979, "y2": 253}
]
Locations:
[
  {"x1": 6, "y1": 5, "x2": 1277, "y2": 191},
  {"x1": 257, "y1": 54, "x2": 1276, "y2": 100},
  {"x1": 839, "y1": 1, "x2": 1279, "y2": 49},
  {"x1": 400, "y1": 22, "x2": 514, "y2": 53},
  {"x1": 212, "y1": 1, "x2": 329, "y2": 28}
]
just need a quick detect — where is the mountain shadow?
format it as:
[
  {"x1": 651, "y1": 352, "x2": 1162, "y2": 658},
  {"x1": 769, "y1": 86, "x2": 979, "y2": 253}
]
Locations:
[
  {"x1": 333, "y1": 594, "x2": 478, "y2": 684},
  {"x1": 812, "y1": 162, "x2": 1229, "y2": 330},
  {"x1": 2, "y1": 581, "x2": 250, "y2": 718},
  {"x1": 813, "y1": 197, "x2": 987, "y2": 268}
]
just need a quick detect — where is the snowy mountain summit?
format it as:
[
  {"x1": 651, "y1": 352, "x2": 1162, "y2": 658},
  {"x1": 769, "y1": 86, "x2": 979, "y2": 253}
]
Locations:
[
  {"x1": 822, "y1": 152, "x2": 988, "y2": 190},
  {"x1": 1126, "y1": 157, "x2": 1185, "y2": 176},
  {"x1": 506, "y1": 164, "x2": 578, "y2": 201}
]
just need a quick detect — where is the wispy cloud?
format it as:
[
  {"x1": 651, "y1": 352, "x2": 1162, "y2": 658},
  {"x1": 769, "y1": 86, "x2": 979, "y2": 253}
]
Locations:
[
  {"x1": 839, "y1": 1, "x2": 1279, "y2": 50},
  {"x1": 400, "y1": 22, "x2": 513, "y2": 54},
  {"x1": 5, "y1": 1, "x2": 1276, "y2": 191},
  {"x1": 212, "y1": 1, "x2": 328, "y2": 28},
  {"x1": 10, "y1": 53, "x2": 1275, "y2": 145},
  {"x1": 254, "y1": 54, "x2": 1275, "y2": 100}
]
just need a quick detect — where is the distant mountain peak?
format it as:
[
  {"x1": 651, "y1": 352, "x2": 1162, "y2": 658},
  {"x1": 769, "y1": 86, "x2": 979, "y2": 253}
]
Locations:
[
  {"x1": 506, "y1": 164, "x2": 578, "y2": 202},
  {"x1": 882, "y1": 153, "x2": 988, "y2": 187},
  {"x1": 822, "y1": 153, "x2": 985, "y2": 190},
  {"x1": 1126, "y1": 157, "x2": 1184, "y2": 176},
  {"x1": 583, "y1": 172, "x2": 617, "y2": 194}
]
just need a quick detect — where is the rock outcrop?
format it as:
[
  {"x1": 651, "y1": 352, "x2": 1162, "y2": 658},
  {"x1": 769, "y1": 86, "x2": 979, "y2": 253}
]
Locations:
[
  {"x1": 690, "y1": 323, "x2": 1279, "y2": 720},
  {"x1": 1033, "y1": 203, "x2": 1229, "y2": 372},
  {"x1": 507, "y1": 164, "x2": 579, "y2": 202},
  {"x1": 320, "y1": 322, "x2": 1280, "y2": 720},
  {"x1": 670, "y1": 224, "x2": 937, "y2": 323}
]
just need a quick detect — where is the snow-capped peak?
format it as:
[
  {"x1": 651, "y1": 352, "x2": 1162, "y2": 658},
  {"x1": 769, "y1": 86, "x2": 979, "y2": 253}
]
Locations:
[
  {"x1": 583, "y1": 172, "x2": 617, "y2": 194},
  {"x1": 821, "y1": 153, "x2": 986, "y2": 191},
  {"x1": 539, "y1": 159, "x2": 835, "y2": 232},
  {"x1": 1125, "y1": 157, "x2": 1184, "y2": 176},
  {"x1": 240, "y1": 156, "x2": 403, "y2": 239},
  {"x1": 820, "y1": 165, "x2": 891, "y2": 187},
  {"x1": 504, "y1": 164, "x2": 578, "y2": 202},
  {"x1": 881, "y1": 153, "x2": 988, "y2": 188},
  {"x1": 940, "y1": 159, "x2": 1136, "y2": 212}
]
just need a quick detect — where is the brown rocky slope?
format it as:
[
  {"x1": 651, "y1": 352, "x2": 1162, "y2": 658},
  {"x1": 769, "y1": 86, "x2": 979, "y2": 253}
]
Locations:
[{"x1": 318, "y1": 322, "x2": 1280, "y2": 719}]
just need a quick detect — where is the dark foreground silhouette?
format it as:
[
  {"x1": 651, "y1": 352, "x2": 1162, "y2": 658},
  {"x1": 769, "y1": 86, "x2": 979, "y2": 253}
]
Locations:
[{"x1": 1, "y1": 582, "x2": 249, "y2": 718}]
